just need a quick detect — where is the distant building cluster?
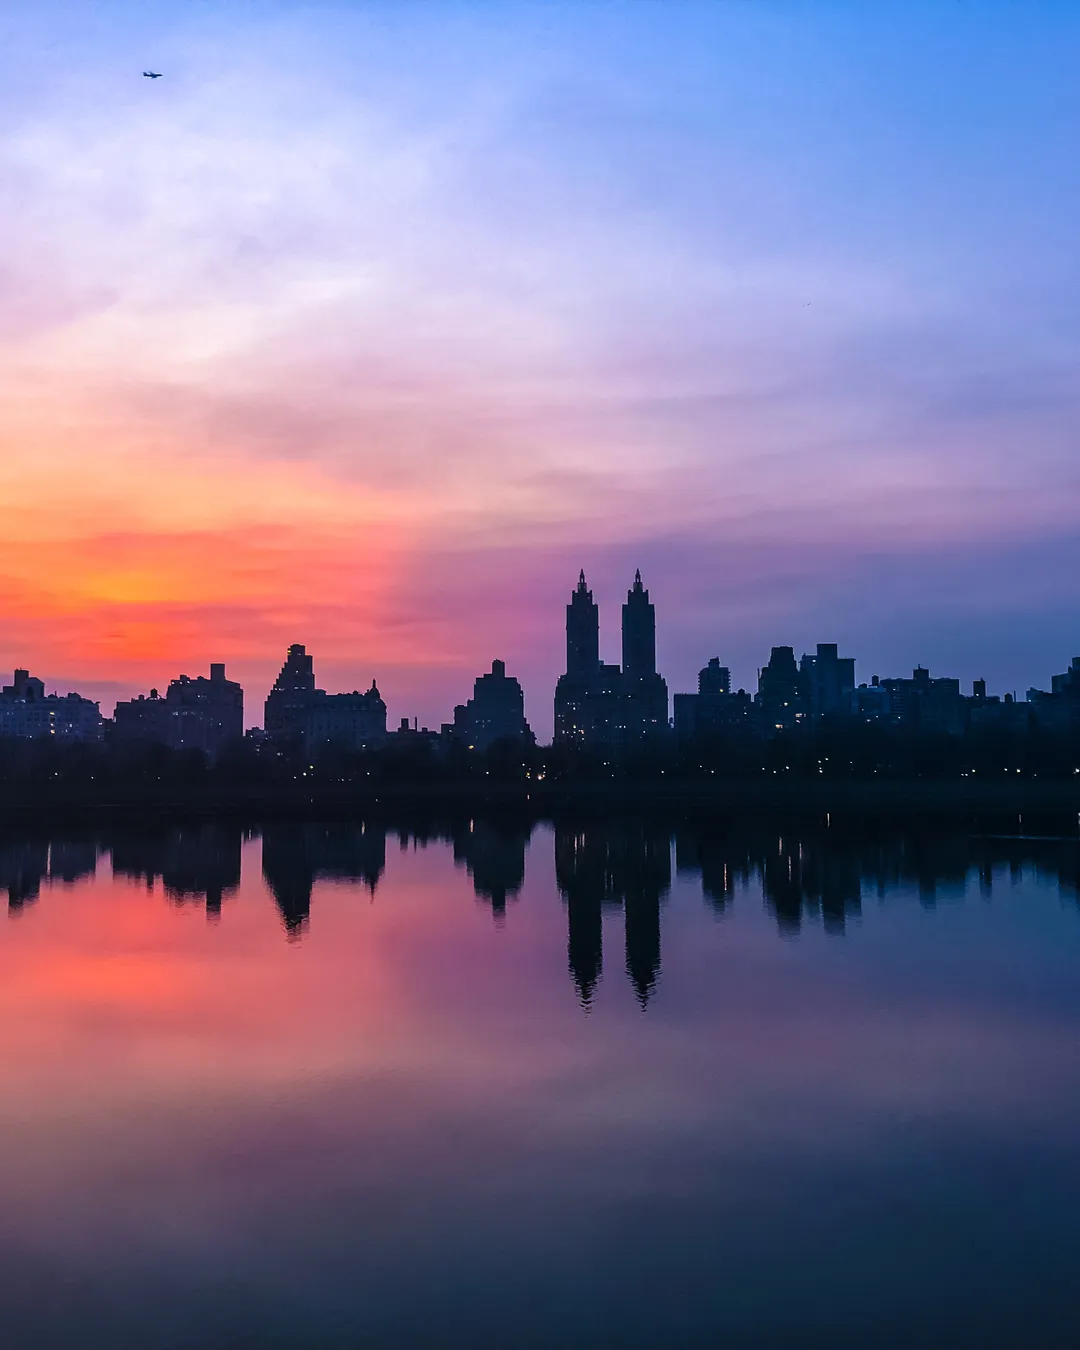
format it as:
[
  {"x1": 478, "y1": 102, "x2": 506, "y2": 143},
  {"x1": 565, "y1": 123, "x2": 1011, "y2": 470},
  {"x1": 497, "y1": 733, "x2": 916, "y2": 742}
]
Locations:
[{"x1": 2, "y1": 570, "x2": 1080, "y2": 753}]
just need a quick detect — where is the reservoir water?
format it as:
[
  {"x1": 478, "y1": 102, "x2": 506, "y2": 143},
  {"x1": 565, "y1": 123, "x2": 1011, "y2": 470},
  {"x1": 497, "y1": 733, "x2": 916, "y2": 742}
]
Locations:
[{"x1": 1, "y1": 813, "x2": 1078, "y2": 1348}]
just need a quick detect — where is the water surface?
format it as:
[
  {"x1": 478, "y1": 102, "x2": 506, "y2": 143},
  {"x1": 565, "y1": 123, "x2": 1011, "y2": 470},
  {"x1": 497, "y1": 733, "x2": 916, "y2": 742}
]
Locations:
[{"x1": 1, "y1": 815, "x2": 1078, "y2": 1348}]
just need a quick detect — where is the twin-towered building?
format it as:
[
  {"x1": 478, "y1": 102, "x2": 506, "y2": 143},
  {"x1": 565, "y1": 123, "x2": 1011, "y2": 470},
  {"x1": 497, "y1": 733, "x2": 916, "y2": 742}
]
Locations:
[
  {"x1": 554, "y1": 570, "x2": 669, "y2": 747},
  {"x1": 6, "y1": 570, "x2": 1080, "y2": 756}
]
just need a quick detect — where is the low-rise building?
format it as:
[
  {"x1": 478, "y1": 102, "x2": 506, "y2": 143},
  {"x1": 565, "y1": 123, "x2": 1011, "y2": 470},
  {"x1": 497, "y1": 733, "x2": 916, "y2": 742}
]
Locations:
[
  {"x1": 0, "y1": 670, "x2": 103, "y2": 742},
  {"x1": 303, "y1": 683, "x2": 387, "y2": 752},
  {"x1": 113, "y1": 663, "x2": 243, "y2": 759}
]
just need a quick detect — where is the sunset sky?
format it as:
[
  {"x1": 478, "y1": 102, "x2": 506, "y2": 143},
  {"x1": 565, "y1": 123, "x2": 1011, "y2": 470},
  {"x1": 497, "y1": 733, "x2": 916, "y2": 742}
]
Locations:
[{"x1": 3, "y1": 2, "x2": 1079, "y2": 734}]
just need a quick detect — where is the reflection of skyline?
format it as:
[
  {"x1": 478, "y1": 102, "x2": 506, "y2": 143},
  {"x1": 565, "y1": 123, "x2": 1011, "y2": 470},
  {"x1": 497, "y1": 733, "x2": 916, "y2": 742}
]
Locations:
[
  {"x1": 453, "y1": 820, "x2": 529, "y2": 923},
  {"x1": 112, "y1": 824, "x2": 241, "y2": 917},
  {"x1": 3, "y1": 817, "x2": 1080, "y2": 1004},
  {"x1": 0, "y1": 837, "x2": 99, "y2": 912}
]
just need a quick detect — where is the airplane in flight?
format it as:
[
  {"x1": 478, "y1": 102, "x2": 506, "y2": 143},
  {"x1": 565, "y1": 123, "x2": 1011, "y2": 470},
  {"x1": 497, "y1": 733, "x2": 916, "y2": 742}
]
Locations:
[{"x1": 143, "y1": 71, "x2": 163, "y2": 79}]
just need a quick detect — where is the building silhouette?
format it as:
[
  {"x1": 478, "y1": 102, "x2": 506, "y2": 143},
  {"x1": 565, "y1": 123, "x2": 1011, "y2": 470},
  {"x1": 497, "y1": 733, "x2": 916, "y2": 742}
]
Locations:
[
  {"x1": 305, "y1": 683, "x2": 387, "y2": 752},
  {"x1": 264, "y1": 644, "x2": 318, "y2": 740},
  {"x1": 699, "y1": 658, "x2": 731, "y2": 696},
  {"x1": 622, "y1": 569, "x2": 655, "y2": 678},
  {"x1": 264, "y1": 645, "x2": 386, "y2": 750},
  {"x1": 674, "y1": 659, "x2": 756, "y2": 743},
  {"x1": 554, "y1": 570, "x2": 669, "y2": 748},
  {"x1": 566, "y1": 569, "x2": 600, "y2": 678},
  {"x1": 756, "y1": 646, "x2": 807, "y2": 731},
  {"x1": 620, "y1": 570, "x2": 669, "y2": 739},
  {"x1": 0, "y1": 670, "x2": 102, "y2": 743},
  {"x1": 1028, "y1": 656, "x2": 1080, "y2": 730},
  {"x1": 451, "y1": 660, "x2": 533, "y2": 751},
  {"x1": 879, "y1": 666, "x2": 964, "y2": 736},
  {"x1": 113, "y1": 664, "x2": 242, "y2": 759},
  {"x1": 800, "y1": 643, "x2": 856, "y2": 719}
]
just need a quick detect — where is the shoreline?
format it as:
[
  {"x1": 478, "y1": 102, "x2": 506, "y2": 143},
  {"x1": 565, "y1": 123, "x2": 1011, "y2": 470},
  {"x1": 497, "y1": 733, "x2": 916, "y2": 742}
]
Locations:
[{"x1": 1, "y1": 777, "x2": 1079, "y2": 823}]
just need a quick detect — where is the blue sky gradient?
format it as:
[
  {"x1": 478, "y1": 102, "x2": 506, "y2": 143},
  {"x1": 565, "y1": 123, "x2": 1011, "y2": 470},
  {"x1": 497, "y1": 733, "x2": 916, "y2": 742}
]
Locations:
[{"x1": 2, "y1": 2, "x2": 1078, "y2": 728}]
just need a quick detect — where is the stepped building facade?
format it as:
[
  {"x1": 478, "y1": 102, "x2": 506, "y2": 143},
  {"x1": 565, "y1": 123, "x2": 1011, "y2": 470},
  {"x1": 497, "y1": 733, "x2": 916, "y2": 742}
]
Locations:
[{"x1": 264, "y1": 644, "x2": 387, "y2": 751}]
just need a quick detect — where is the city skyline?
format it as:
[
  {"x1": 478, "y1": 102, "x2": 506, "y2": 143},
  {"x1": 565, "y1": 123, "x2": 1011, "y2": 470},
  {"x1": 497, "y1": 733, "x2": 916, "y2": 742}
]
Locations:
[
  {"x1": 0, "y1": 563, "x2": 1065, "y2": 739},
  {"x1": 2, "y1": 4, "x2": 1080, "y2": 738},
  {"x1": 3, "y1": 560, "x2": 1079, "y2": 754}
]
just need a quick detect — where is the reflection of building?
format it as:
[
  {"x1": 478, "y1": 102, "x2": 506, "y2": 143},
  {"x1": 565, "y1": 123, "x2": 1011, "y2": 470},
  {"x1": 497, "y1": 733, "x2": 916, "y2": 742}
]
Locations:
[
  {"x1": 113, "y1": 664, "x2": 243, "y2": 759},
  {"x1": 553, "y1": 571, "x2": 669, "y2": 749},
  {"x1": 452, "y1": 661, "x2": 533, "y2": 751},
  {"x1": 554, "y1": 821, "x2": 670, "y2": 1006},
  {"x1": 0, "y1": 670, "x2": 102, "y2": 742},
  {"x1": 263, "y1": 645, "x2": 386, "y2": 750},
  {"x1": 675, "y1": 828, "x2": 750, "y2": 914},
  {"x1": 676, "y1": 820, "x2": 867, "y2": 935},
  {"x1": 261, "y1": 822, "x2": 387, "y2": 936},
  {"x1": 454, "y1": 819, "x2": 528, "y2": 919},
  {"x1": 47, "y1": 839, "x2": 99, "y2": 886},
  {"x1": 555, "y1": 828, "x2": 617, "y2": 1003},
  {"x1": 110, "y1": 824, "x2": 242, "y2": 915},
  {"x1": 0, "y1": 836, "x2": 99, "y2": 912},
  {"x1": 0, "y1": 839, "x2": 49, "y2": 911}
]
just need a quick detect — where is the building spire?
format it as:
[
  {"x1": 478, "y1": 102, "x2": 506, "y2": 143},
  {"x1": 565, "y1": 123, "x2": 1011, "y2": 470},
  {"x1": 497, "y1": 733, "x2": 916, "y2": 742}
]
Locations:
[{"x1": 578, "y1": 568, "x2": 587, "y2": 589}]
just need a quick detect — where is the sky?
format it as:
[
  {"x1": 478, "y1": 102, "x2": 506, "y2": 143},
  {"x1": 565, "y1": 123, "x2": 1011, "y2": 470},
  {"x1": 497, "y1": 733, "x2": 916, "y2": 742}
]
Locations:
[{"x1": 2, "y1": 1, "x2": 1079, "y2": 734}]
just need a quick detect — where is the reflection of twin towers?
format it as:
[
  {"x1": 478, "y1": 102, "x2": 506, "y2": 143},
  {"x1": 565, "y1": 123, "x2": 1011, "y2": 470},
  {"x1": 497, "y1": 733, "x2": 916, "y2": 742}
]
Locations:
[
  {"x1": 6, "y1": 822, "x2": 1080, "y2": 1007},
  {"x1": 0, "y1": 820, "x2": 669, "y2": 1006},
  {"x1": 260, "y1": 820, "x2": 668, "y2": 1006}
]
